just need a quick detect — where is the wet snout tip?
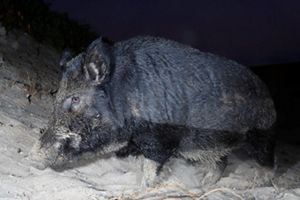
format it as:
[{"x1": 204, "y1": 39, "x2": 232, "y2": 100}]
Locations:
[{"x1": 27, "y1": 143, "x2": 50, "y2": 170}]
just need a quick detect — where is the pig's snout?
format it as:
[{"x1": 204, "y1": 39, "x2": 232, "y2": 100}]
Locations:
[
  {"x1": 28, "y1": 142, "x2": 50, "y2": 170},
  {"x1": 28, "y1": 140, "x2": 63, "y2": 170}
]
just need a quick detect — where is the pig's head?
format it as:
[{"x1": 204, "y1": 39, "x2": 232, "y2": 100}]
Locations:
[{"x1": 30, "y1": 38, "x2": 129, "y2": 170}]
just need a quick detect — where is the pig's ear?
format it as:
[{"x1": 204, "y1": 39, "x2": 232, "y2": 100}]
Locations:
[
  {"x1": 84, "y1": 37, "x2": 114, "y2": 85},
  {"x1": 61, "y1": 53, "x2": 85, "y2": 81},
  {"x1": 59, "y1": 48, "x2": 74, "y2": 70}
]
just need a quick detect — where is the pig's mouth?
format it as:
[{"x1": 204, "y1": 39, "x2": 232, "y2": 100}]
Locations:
[
  {"x1": 29, "y1": 138, "x2": 102, "y2": 171},
  {"x1": 28, "y1": 124, "x2": 121, "y2": 170},
  {"x1": 29, "y1": 139, "x2": 73, "y2": 170},
  {"x1": 28, "y1": 124, "x2": 86, "y2": 170}
]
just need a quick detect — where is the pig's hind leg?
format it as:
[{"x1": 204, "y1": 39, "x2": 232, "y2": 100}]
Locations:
[{"x1": 178, "y1": 129, "x2": 243, "y2": 185}]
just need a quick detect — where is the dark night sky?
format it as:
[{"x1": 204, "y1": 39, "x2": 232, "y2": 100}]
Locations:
[{"x1": 47, "y1": 0, "x2": 300, "y2": 66}]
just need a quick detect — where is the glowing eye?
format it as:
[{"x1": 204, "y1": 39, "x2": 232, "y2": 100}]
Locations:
[{"x1": 71, "y1": 96, "x2": 80, "y2": 104}]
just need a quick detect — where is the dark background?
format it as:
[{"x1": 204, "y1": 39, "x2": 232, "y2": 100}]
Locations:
[{"x1": 47, "y1": 0, "x2": 300, "y2": 66}]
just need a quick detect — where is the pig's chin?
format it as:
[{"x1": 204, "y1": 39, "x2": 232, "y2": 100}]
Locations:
[{"x1": 47, "y1": 155, "x2": 76, "y2": 171}]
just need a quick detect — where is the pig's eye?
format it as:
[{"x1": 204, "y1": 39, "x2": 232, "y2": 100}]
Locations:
[{"x1": 71, "y1": 96, "x2": 80, "y2": 104}]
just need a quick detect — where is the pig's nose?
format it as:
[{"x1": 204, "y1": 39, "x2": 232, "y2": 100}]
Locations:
[
  {"x1": 27, "y1": 142, "x2": 49, "y2": 170},
  {"x1": 28, "y1": 157, "x2": 48, "y2": 170}
]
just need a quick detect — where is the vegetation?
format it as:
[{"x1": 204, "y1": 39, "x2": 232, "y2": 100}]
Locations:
[{"x1": 0, "y1": 0, "x2": 97, "y2": 53}]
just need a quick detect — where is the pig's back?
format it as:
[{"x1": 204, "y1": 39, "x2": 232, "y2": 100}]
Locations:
[{"x1": 111, "y1": 36, "x2": 276, "y2": 132}]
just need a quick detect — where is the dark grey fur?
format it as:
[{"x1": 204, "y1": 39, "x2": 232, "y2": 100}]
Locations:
[
  {"x1": 59, "y1": 48, "x2": 74, "y2": 68},
  {"x1": 32, "y1": 36, "x2": 276, "y2": 185}
]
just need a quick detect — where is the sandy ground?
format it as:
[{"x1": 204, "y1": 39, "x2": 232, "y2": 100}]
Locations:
[{"x1": 0, "y1": 26, "x2": 300, "y2": 200}]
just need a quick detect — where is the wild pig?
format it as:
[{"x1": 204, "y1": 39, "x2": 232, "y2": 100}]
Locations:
[{"x1": 30, "y1": 36, "x2": 276, "y2": 186}]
